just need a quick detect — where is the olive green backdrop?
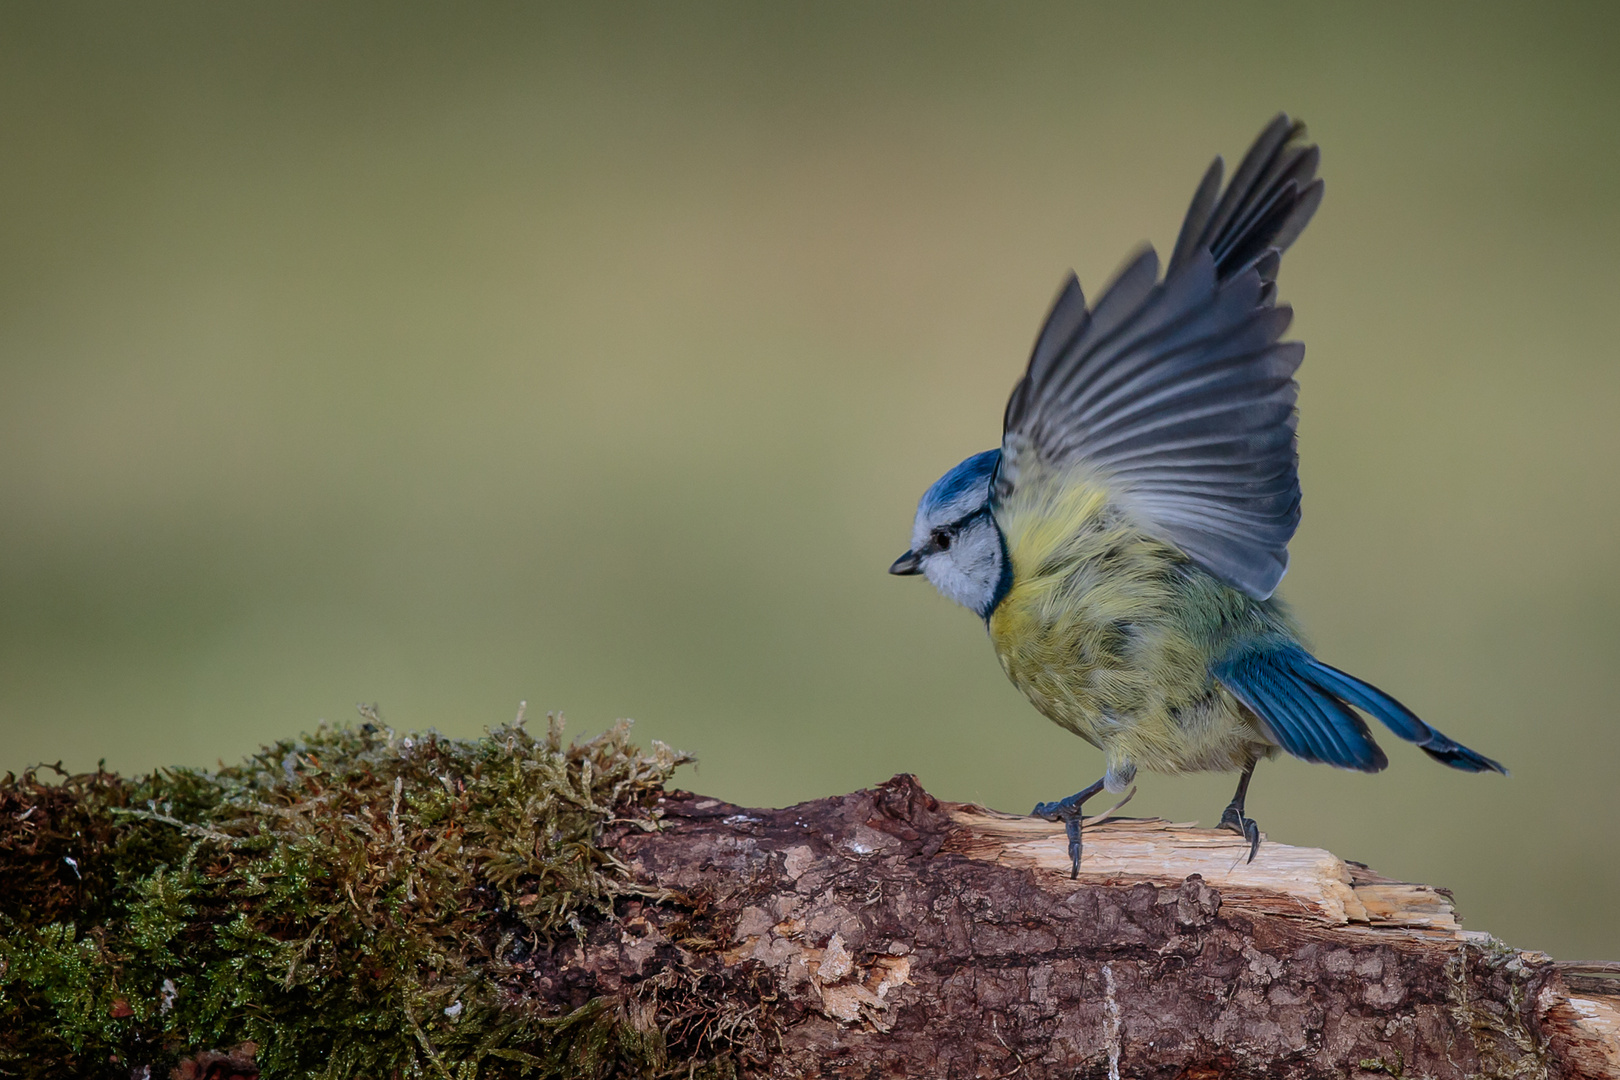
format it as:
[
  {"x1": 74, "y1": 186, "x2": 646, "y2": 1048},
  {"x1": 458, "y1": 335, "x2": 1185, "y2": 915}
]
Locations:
[{"x1": 2, "y1": 4, "x2": 1616, "y2": 959}]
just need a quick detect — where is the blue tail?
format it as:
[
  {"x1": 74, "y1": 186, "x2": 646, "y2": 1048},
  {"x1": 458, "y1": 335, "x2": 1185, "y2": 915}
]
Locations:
[{"x1": 1215, "y1": 645, "x2": 1508, "y2": 775}]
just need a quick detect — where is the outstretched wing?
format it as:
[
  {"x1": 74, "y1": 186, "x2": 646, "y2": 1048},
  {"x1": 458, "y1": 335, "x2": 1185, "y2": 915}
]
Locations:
[{"x1": 999, "y1": 115, "x2": 1324, "y2": 600}]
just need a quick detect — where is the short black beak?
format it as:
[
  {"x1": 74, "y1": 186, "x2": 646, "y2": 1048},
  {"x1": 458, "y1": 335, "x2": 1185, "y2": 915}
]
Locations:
[{"x1": 889, "y1": 550, "x2": 922, "y2": 576}]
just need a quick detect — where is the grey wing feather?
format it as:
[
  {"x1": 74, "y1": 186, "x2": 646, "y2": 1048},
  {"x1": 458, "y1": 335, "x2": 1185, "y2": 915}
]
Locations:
[
  {"x1": 1001, "y1": 115, "x2": 1323, "y2": 600},
  {"x1": 1170, "y1": 114, "x2": 1324, "y2": 282}
]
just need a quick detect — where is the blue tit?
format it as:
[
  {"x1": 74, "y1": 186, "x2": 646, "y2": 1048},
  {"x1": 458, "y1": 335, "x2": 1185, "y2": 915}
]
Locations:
[{"x1": 889, "y1": 115, "x2": 1506, "y2": 875}]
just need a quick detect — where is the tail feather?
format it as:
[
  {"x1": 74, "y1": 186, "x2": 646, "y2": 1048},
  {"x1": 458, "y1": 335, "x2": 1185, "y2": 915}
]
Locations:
[
  {"x1": 1298, "y1": 657, "x2": 1509, "y2": 775},
  {"x1": 1216, "y1": 645, "x2": 1508, "y2": 775},
  {"x1": 1216, "y1": 648, "x2": 1387, "y2": 772}
]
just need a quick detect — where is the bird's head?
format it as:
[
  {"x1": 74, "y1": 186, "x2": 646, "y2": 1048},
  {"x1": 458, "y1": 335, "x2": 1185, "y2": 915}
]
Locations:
[{"x1": 890, "y1": 448, "x2": 1011, "y2": 619}]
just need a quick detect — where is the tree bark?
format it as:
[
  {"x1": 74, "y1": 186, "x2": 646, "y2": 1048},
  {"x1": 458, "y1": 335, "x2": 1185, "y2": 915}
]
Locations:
[{"x1": 526, "y1": 774, "x2": 1620, "y2": 1079}]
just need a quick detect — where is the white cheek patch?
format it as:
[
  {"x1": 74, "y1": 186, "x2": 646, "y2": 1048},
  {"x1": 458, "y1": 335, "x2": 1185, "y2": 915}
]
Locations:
[
  {"x1": 919, "y1": 519, "x2": 1003, "y2": 615},
  {"x1": 921, "y1": 555, "x2": 973, "y2": 609}
]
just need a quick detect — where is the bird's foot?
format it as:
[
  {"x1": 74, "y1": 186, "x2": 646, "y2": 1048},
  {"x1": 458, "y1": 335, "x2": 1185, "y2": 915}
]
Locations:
[
  {"x1": 1217, "y1": 805, "x2": 1261, "y2": 864},
  {"x1": 1033, "y1": 791, "x2": 1092, "y2": 879},
  {"x1": 1033, "y1": 777, "x2": 1106, "y2": 878}
]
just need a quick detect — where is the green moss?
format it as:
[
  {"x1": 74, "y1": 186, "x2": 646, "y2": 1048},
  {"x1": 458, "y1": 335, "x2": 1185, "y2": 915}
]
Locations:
[
  {"x1": 1356, "y1": 1052, "x2": 1408, "y2": 1078},
  {"x1": 0, "y1": 711, "x2": 693, "y2": 1079},
  {"x1": 1444, "y1": 937, "x2": 1553, "y2": 1080}
]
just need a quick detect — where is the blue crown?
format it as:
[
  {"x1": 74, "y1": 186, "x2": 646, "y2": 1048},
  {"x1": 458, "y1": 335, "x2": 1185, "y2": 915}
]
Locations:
[{"x1": 921, "y1": 449, "x2": 1001, "y2": 516}]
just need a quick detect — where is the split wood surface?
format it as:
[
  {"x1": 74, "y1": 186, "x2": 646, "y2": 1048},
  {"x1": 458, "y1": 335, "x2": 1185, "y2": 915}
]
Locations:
[{"x1": 568, "y1": 774, "x2": 1620, "y2": 1078}]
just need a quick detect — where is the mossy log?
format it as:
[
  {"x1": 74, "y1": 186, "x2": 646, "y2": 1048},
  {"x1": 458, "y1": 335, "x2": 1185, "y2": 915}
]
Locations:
[{"x1": 2, "y1": 723, "x2": 1616, "y2": 1079}]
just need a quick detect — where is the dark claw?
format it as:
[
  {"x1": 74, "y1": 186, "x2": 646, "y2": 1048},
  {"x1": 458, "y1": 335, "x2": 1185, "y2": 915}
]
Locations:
[
  {"x1": 1033, "y1": 787, "x2": 1099, "y2": 879},
  {"x1": 1218, "y1": 805, "x2": 1262, "y2": 863}
]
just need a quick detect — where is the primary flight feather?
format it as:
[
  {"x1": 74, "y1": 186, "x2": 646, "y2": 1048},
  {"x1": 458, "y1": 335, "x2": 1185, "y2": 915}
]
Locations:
[{"x1": 890, "y1": 115, "x2": 1504, "y2": 874}]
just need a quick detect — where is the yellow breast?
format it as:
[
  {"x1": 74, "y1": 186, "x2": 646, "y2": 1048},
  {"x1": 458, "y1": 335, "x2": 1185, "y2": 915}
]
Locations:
[{"x1": 986, "y1": 464, "x2": 1266, "y2": 774}]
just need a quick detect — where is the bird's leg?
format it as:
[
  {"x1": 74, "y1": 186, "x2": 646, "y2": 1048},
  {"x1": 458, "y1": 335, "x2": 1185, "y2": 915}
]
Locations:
[
  {"x1": 1032, "y1": 776, "x2": 1106, "y2": 879},
  {"x1": 1217, "y1": 761, "x2": 1262, "y2": 863}
]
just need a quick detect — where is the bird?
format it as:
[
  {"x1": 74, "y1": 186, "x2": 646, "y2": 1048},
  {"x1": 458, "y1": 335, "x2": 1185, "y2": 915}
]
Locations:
[{"x1": 889, "y1": 114, "x2": 1506, "y2": 876}]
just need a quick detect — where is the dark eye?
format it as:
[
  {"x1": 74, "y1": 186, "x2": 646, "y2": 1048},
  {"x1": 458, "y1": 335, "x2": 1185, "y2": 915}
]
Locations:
[{"x1": 931, "y1": 528, "x2": 951, "y2": 552}]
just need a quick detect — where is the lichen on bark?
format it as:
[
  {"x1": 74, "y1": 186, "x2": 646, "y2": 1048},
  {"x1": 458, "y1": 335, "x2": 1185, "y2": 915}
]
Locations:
[{"x1": 0, "y1": 710, "x2": 691, "y2": 1079}]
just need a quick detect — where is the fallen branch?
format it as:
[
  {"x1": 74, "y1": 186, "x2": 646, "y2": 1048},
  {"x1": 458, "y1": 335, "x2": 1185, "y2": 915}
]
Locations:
[
  {"x1": 2, "y1": 723, "x2": 1614, "y2": 1079},
  {"x1": 584, "y1": 774, "x2": 1620, "y2": 1079}
]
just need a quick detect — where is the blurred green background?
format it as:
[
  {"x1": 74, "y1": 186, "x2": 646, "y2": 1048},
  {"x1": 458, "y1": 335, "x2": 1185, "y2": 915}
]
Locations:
[{"x1": 2, "y1": 4, "x2": 1617, "y2": 959}]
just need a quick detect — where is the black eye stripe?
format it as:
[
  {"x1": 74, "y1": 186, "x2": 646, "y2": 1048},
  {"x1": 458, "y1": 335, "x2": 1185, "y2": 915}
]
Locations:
[
  {"x1": 923, "y1": 506, "x2": 991, "y2": 554},
  {"x1": 944, "y1": 506, "x2": 992, "y2": 533}
]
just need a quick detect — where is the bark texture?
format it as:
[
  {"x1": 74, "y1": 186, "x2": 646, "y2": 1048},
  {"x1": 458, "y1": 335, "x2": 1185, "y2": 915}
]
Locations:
[{"x1": 520, "y1": 774, "x2": 1620, "y2": 1079}]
